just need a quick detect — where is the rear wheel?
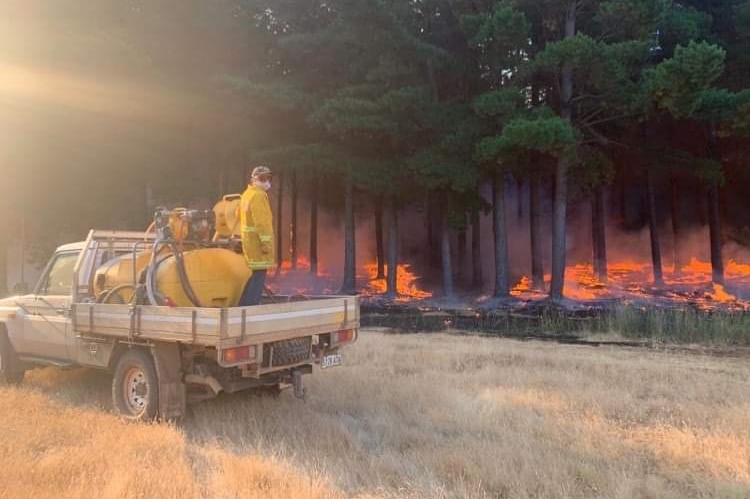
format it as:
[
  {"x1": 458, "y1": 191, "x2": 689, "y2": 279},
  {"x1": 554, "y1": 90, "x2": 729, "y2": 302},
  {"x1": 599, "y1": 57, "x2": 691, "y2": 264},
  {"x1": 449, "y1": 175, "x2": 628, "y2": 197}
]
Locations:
[
  {"x1": 112, "y1": 349, "x2": 159, "y2": 420},
  {"x1": 0, "y1": 334, "x2": 25, "y2": 385}
]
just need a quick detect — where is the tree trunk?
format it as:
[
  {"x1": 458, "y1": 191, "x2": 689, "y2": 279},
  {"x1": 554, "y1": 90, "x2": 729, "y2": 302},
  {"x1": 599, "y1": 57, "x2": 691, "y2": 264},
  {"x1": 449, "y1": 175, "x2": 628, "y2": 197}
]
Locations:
[
  {"x1": 646, "y1": 167, "x2": 664, "y2": 285},
  {"x1": 493, "y1": 169, "x2": 510, "y2": 297},
  {"x1": 617, "y1": 166, "x2": 627, "y2": 224},
  {"x1": 375, "y1": 197, "x2": 385, "y2": 279},
  {"x1": 530, "y1": 176, "x2": 544, "y2": 290},
  {"x1": 528, "y1": 84, "x2": 544, "y2": 292},
  {"x1": 516, "y1": 178, "x2": 524, "y2": 220},
  {"x1": 310, "y1": 174, "x2": 319, "y2": 276},
  {"x1": 591, "y1": 186, "x2": 608, "y2": 283},
  {"x1": 471, "y1": 210, "x2": 482, "y2": 288},
  {"x1": 550, "y1": 159, "x2": 569, "y2": 300},
  {"x1": 386, "y1": 197, "x2": 398, "y2": 299},
  {"x1": 550, "y1": 1, "x2": 576, "y2": 301},
  {"x1": 706, "y1": 125, "x2": 725, "y2": 284},
  {"x1": 341, "y1": 170, "x2": 356, "y2": 294},
  {"x1": 707, "y1": 182, "x2": 724, "y2": 284},
  {"x1": 441, "y1": 208, "x2": 454, "y2": 299},
  {"x1": 669, "y1": 173, "x2": 682, "y2": 274},
  {"x1": 290, "y1": 170, "x2": 298, "y2": 270},
  {"x1": 457, "y1": 226, "x2": 467, "y2": 285},
  {"x1": 275, "y1": 170, "x2": 284, "y2": 273},
  {"x1": 427, "y1": 198, "x2": 440, "y2": 268}
]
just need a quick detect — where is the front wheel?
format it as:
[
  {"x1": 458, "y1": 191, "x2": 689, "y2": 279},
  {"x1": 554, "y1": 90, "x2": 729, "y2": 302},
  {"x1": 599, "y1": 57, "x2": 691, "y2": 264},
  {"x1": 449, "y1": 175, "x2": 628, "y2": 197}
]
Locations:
[
  {"x1": 112, "y1": 349, "x2": 159, "y2": 420},
  {"x1": 0, "y1": 335, "x2": 25, "y2": 385}
]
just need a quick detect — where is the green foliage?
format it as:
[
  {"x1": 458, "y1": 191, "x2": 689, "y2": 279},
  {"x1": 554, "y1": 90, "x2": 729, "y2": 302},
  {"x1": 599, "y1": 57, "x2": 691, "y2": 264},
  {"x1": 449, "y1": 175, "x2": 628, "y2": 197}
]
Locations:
[
  {"x1": 218, "y1": 76, "x2": 309, "y2": 113},
  {"x1": 310, "y1": 96, "x2": 398, "y2": 137},
  {"x1": 594, "y1": 0, "x2": 667, "y2": 41},
  {"x1": 726, "y1": 89, "x2": 750, "y2": 135},
  {"x1": 10, "y1": 0, "x2": 750, "y2": 275},
  {"x1": 534, "y1": 34, "x2": 601, "y2": 74},
  {"x1": 570, "y1": 147, "x2": 616, "y2": 193},
  {"x1": 473, "y1": 88, "x2": 526, "y2": 119},
  {"x1": 497, "y1": 116, "x2": 578, "y2": 158},
  {"x1": 467, "y1": 3, "x2": 529, "y2": 51},
  {"x1": 661, "y1": 4, "x2": 712, "y2": 53},
  {"x1": 647, "y1": 41, "x2": 726, "y2": 118},
  {"x1": 409, "y1": 112, "x2": 483, "y2": 194},
  {"x1": 464, "y1": 2, "x2": 530, "y2": 75}
]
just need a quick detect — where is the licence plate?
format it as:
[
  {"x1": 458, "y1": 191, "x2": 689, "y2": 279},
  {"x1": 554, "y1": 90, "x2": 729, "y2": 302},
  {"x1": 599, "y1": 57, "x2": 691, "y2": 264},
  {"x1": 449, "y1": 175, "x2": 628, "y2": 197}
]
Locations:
[{"x1": 321, "y1": 354, "x2": 342, "y2": 370}]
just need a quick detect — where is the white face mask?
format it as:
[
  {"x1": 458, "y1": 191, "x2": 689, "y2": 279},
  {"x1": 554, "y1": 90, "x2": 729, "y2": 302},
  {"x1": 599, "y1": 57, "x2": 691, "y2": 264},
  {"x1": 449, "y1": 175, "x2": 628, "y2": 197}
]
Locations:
[{"x1": 255, "y1": 180, "x2": 271, "y2": 191}]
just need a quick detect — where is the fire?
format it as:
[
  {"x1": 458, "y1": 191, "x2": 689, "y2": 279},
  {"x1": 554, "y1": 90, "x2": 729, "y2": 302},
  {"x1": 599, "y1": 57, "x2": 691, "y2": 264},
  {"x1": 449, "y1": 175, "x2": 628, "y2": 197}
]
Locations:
[
  {"x1": 266, "y1": 256, "x2": 337, "y2": 296},
  {"x1": 363, "y1": 262, "x2": 433, "y2": 301},
  {"x1": 266, "y1": 256, "x2": 432, "y2": 301},
  {"x1": 511, "y1": 276, "x2": 533, "y2": 296},
  {"x1": 511, "y1": 258, "x2": 750, "y2": 310},
  {"x1": 710, "y1": 283, "x2": 736, "y2": 302},
  {"x1": 276, "y1": 256, "x2": 328, "y2": 275}
]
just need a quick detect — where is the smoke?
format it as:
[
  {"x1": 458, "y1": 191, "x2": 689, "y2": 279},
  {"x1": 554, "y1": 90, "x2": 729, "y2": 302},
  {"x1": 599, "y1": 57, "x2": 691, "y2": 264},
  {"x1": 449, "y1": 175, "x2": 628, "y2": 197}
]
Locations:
[{"x1": 264, "y1": 179, "x2": 750, "y2": 300}]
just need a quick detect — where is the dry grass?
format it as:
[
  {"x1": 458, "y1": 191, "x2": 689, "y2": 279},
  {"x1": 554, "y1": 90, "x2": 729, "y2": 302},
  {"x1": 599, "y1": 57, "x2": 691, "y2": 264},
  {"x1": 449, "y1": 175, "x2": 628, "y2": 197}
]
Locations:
[{"x1": 2, "y1": 329, "x2": 750, "y2": 499}]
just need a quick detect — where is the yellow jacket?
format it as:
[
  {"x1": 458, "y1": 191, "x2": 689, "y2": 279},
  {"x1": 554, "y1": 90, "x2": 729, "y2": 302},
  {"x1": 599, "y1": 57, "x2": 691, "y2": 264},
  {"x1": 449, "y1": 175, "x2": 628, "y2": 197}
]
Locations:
[{"x1": 240, "y1": 185, "x2": 276, "y2": 270}]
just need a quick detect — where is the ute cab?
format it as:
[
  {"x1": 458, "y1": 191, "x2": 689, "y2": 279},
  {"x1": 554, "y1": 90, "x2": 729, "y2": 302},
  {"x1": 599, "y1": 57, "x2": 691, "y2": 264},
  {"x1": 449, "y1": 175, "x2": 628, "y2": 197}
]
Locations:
[{"x1": 0, "y1": 242, "x2": 84, "y2": 364}]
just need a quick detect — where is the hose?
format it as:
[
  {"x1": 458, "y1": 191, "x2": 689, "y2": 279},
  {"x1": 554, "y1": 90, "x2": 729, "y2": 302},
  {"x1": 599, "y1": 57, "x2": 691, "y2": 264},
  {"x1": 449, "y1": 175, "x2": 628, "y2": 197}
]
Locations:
[
  {"x1": 143, "y1": 216, "x2": 203, "y2": 307},
  {"x1": 146, "y1": 238, "x2": 165, "y2": 306},
  {"x1": 98, "y1": 284, "x2": 137, "y2": 304},
  {"x1": 170, "y1": 242, "x2": 203, "y2": 307}
]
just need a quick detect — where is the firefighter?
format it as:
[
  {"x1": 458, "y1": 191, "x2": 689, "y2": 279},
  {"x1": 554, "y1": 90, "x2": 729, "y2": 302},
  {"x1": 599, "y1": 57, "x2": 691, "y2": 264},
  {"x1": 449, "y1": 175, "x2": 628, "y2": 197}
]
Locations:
[{"x1": 238, "y1": 166, "x2": 276, "y2": 306}]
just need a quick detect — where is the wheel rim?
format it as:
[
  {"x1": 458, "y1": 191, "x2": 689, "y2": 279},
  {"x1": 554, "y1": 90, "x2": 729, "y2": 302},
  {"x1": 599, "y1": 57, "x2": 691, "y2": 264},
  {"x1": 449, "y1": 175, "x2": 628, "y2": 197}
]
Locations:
[{"x1": 123, "y1": 367, "x2": 149, "y2": 413}]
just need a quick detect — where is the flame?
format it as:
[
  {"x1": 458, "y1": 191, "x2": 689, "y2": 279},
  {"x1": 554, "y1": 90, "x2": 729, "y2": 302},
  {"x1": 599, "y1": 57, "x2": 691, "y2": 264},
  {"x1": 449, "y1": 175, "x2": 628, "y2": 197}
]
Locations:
[
  {"x1": 266, "y1": 257, "x2": 432, "y2": 301},
  {"x1": 511, "y1": 258, "x2": 749, "y2": 310},
  {"x1": 511, "y1": 276, "x2": 533, "y2": 296},
  {"x1": 269, "y1": 252, "x2": 748, "y2": 309},
  {"x1": 363, "y1": 262, "x2": 432, "y2": 302},
  {"x1": 276, "y1": 256, "x2": 327, "y2": 275},
  {"x1": 710, "y1": 283, "x2": 736, "y2": 302}
]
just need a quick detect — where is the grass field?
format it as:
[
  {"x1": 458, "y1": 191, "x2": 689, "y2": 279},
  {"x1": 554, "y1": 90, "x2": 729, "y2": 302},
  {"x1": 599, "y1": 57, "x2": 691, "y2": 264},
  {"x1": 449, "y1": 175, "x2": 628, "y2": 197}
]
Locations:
[{"x1": 1, "y1": 329, "x2": 749, "y2": 499}]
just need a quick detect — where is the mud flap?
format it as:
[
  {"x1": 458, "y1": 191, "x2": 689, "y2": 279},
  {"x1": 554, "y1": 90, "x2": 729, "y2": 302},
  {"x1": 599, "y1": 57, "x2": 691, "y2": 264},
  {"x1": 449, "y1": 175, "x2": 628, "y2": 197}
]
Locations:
[
  {"x1": 151, "y1": 342, "x2": 186, "y2": 419},
  {"x1": 291, "y1": 369, "x2": 306, "y2": 400}
]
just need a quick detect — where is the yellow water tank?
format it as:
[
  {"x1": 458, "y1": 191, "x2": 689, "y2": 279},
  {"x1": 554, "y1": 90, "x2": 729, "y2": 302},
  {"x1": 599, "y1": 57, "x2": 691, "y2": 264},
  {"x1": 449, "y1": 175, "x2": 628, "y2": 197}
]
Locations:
[
  {"x1": 155, "y1": 248, "x2": 250, "y2": 307},
  {"x1": 94, "y1": 251, "x2": 153, "y2": 303},
  {"x1": 94, "y1": 248, "x2": 250, "y2": 307},
  {"x1": 213, "y1": 194, "x2": 242, "y2": 240}
]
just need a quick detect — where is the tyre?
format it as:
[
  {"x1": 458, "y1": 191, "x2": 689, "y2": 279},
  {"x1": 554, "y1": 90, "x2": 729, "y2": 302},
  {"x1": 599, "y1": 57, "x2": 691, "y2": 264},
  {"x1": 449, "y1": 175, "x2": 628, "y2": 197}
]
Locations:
[
  {"x1": 0, "y1": 334, "x2": 25, "y2": 385},
  {"x1": 112, "y1": 349, "x2": 159, "y2": 420}
]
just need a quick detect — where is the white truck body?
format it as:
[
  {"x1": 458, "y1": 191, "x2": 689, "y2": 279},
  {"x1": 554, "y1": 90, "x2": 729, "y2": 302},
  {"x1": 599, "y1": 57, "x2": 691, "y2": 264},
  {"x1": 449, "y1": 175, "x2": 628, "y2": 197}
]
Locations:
[{"x1": 0, "y1": 230, "x2": 359, "y2": 419}]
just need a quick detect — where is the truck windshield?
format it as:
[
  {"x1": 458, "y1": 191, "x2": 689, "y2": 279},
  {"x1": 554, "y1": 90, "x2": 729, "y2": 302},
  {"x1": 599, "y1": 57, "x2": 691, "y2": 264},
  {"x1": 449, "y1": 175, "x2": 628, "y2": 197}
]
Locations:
[{"x1": 38, "y1": 252, "x2": 79, "y2": 296}]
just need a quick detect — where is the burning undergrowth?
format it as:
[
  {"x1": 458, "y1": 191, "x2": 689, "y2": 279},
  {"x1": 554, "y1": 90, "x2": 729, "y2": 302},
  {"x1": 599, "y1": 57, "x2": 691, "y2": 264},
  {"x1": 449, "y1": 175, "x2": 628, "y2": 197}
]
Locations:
[
  {"x1": 265, "y1": 258, "x2": 433, "y2": 301},
  {"x1": 266, "y1": 255, "x2": 750, "y2": 314},
  {"x1": 263, "y1": 199, "x2": 750, "y2": 319},
  {"x1": 509, "y1": 258, "x2": 750, "y2": 312}
]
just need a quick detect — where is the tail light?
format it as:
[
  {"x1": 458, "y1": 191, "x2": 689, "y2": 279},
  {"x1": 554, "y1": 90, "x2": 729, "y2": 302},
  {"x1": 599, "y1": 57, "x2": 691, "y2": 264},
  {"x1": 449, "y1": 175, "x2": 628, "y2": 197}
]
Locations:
[
  {"x1": 333, "y1": 329, "x2": 356, "y2": 345},
  {"x1": 222, "y1": 345, "x2": 256, "y2": 364}
]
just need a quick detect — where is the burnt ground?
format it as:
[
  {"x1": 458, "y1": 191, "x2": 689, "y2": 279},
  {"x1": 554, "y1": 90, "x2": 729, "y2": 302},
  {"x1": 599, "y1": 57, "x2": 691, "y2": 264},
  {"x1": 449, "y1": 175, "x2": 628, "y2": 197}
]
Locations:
[{"x1": 360, "y1": 295, "x2": 750, "y2": 352}]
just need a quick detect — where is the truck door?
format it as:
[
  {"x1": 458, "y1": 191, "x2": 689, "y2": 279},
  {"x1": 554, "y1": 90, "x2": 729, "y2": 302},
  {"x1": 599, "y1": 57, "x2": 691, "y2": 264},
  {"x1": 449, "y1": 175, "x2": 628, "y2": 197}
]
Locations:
[{"x1": 18, "y1": 251, "x2": 78, "y2": 361}]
